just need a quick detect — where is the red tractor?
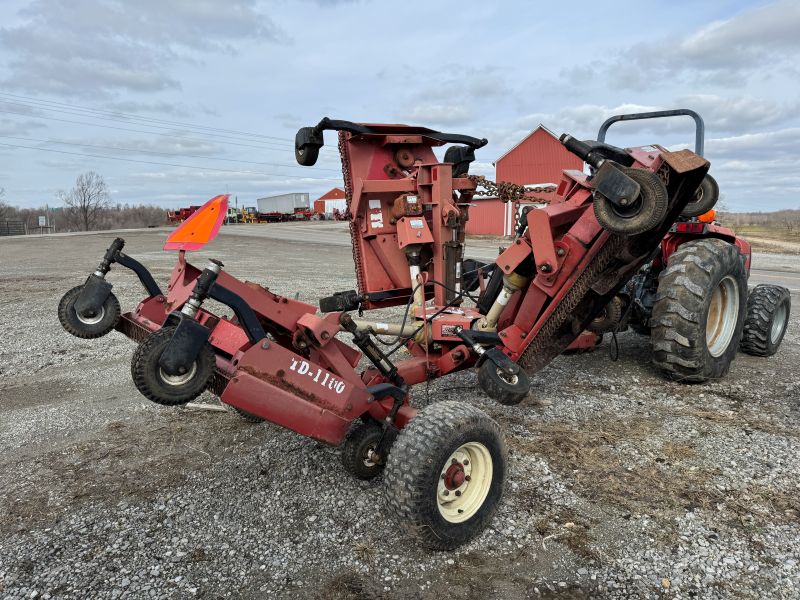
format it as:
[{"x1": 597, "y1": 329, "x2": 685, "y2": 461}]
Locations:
[
  {"x1": 59, "y1": 117, "x2": 721, "y2": 548},
  {"x1": 578, "y1": 110, "x2": 791, "y2": 381}
]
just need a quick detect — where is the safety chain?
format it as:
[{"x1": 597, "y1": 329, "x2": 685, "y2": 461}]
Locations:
[
  {"x1": 467, "y1": 175, "x2": 556, "y2": 204},
  {"x1": 468, "y1": 175, "x2": 557, "y2": 233}
]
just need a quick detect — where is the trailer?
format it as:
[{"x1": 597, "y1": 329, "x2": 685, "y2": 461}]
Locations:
[{"x1": 256, "y1": 193, "x2": 310, "y2": 217}]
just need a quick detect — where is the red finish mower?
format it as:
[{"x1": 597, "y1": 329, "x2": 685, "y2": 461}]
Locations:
[{"x1": 60, "y1": 118, "x2": 710, "y2": 548}]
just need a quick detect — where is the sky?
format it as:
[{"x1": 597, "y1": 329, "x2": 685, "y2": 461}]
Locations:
[{"x1": 0, "y1": 0, "x2": 798, "y2": 212}]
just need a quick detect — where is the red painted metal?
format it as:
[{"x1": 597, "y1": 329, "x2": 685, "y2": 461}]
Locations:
[{"x1": 107, "y1": 122, "x2": 708, "y2": 452}]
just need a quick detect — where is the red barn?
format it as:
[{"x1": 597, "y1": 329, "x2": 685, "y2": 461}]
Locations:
[
  {"x1": 313, "y1": 187, "x2": 347, "y2": 215},
  {"x1": 465, "y1": 125, "x2": 584, "y2": 236}
]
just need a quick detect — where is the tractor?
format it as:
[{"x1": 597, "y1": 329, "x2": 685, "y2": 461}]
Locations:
[
  {"x1": 576, "y1": 110, "x2": 791, "y2": 383},
  {"x1": 59, "y1": 116, "x2": 731, "y2": 549}
]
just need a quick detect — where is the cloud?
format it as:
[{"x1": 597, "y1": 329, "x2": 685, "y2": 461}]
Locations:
[
  {"x1": 399, "y1": 104, "x2": 472, "y2": 126},
  {"x1": 0, "y1": 0, "x2": 285, "y2": 98},
  {"x1": 559, "y1": 1, "x2": 800, "y2": 91}
]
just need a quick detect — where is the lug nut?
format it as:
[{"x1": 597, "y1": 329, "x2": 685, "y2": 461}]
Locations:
[
  {"x1": 463, "y1": 459, "x2": 469, "y2": 466},
  {"x1": 465, "y1": 475, "x2": 471, "y2": 482},
  {"x1": 455, "y1": 491, "x2": 462, "y2": 497},
  {"x1": 443, "y1": 490, "x2": 449, "y2": 496},
  {"x1": 451, "y1": 458, "x2": 458, "y2": 465}
]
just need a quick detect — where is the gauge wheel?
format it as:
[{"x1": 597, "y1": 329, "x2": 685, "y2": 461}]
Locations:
[
  {"x1": 680, "y1": 174, "x2": 719, "y2": 218},
  {"x1": 587, "y1": 296, "x2": 624, "y2": 334},
  {"x1": 477, "y1": 360, "x2": 530, "y2": 406},
  {"x1": 740, "y1": 284, "x2": 791, "y2": 357},
  {"x1": 58, "y1": 285, "x2": 120, "y2": 339},
  {"x1": 593, "y1": 167, "x2": 668, "y2": 235},
  {"x1": 341, "y1": 421, "x2": 395, "y2": 480},
  {"x1": 383, "y1": 401, "x2": 506, "y2": 550},
  {"x1": 131, "y1": 326, "x2": 215, "y2": 405}
]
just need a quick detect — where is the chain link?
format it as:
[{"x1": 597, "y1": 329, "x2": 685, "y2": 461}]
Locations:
[
  {"x1": 338, "y1": 131, "x2": 367, "y2": 296},
  {"x1": 468, "y1": 176, "x2": 557, "y2": 233}
]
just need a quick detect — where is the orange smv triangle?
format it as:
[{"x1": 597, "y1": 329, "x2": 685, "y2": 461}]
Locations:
[{"x1": 164, "y1": 194, "x2": 229, "y2": 251}]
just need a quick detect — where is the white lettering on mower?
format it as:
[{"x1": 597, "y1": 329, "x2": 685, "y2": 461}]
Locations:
[{"x1": 288, "y1": 358, "x2": 347, "y2": 394}]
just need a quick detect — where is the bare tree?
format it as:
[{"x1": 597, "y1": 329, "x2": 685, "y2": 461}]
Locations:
[
  {"x1": 58, "y1": 172, "x2": 111, "y2": 231},
  {"x1": 0, "y1": 187, "x2": 7, "y2": 220}
]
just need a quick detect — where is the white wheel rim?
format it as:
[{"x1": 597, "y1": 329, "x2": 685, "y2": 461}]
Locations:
[
  {"x1": 771, "y1": 302, "x2": 788, "y2": 344},
  {"x1": 706, "y1": 275, "x2": 739, "y2": 357},
  {"x1": 159, "y1": 362, "x2": 198, "y2": 386},
  {"x1": 76, "y1": 305, "x2": 105, "y2": 325},
  {"x1": 437, "y1": 442, "x2": 493, "y2": 524},
  {"x1": 497, "y1": 369, "x2": 519, "y2": 386}
]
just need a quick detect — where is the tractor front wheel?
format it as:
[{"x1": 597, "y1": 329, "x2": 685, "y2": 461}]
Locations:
[
  {"x1": 58, "y1": 285, "x2": 121, "y2": 339},
  {"x1": 384, "y1": 401, "x2": 506, "y2": 550},
  {"x1": 478, "y1": 360, "x2": 530, "y2": 406},
  {"x1": 651, "y1": 239, "x2": 747, "y2": 382},
  {"x1": 740, "y1": 284, "x2": 791, "y2": 357},
  {"x1": 131, "y1": 326, "x2": 215, "y2": 405}
]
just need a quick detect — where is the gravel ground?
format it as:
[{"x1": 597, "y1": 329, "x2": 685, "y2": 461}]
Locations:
[{"x1": 1, "y1": 226, "x2": 798, "y2": 599}]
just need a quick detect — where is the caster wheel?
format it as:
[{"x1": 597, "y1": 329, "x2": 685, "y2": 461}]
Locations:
[
  {"x1": 593, "y1": 167, "x2": 668, "y2": 235},
  {"x1": 478, "y1": 360, "x2": 530, "y2": 406},
  {"x1": 58, "y1": 285, "x2": 120, "y2": 339},
  {"x1": 384, "y1": 401, "x2": 506, "y2": 550},
  {"x1": 131, "y1": 326, "x2": 215, "y2": 405},
  {"x1": 341, "y1": 421, "x2": 395, "y2": 480}
]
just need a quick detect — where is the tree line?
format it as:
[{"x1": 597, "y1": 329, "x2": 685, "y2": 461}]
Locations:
[{"x1": 1, "y1": 172, "x2": 168, "y2": 232}]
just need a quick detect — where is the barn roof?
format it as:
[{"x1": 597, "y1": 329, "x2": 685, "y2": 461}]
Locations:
[
  {"x1": 315, "y1": 187, "x2": 346, "y2": 202},
  {"x1": 494, "y1": 124, "x2": 560, "y2": 164}
]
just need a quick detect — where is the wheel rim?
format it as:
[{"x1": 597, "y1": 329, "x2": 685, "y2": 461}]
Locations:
[
  {"x1": 771, "y1": 302, "x2": 788, "y2": 344},
  {"x1": 437, "y1": 442, "x2": 493, "y2": 524},
  {"x1": 158, "y1": 362, "x2": 198, "y2": 386},
  {"x1": 706, "y1": 275, "x2": 740, "y2": 357},
  {"x1": 497, "y1": 368, "x2": 519, "y2": 386},
  {"x1": 76, "y1": 305, "x2": 105, "y2": 325}
]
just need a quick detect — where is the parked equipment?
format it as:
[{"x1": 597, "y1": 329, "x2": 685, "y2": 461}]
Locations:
[
  {"x1": 585, "y1": 110, "x2": 790, "y2": 381},
  {"x1": 167, "y1": 205, "x2": 200, "y2": 223},
  {"x1": 60, "y1": 117, "x2": 717, "y2": 548}
]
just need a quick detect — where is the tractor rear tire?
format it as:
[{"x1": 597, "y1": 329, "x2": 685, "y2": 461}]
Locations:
[
  {"x1": 383, "y1": 401, "x2": 506, "y2": 550},
  {"x1": 58, "y1": 285, "x2": 121, "y2": 339},
  {"x1": 651, "y1": 239, "x2": 747, "y2": 383},
  {"x1": 680, "y1": 174, "x2": 719, "y2": 218},
  {"x1": 740, "y1": 284, "x2": 791, "y2": 357},
  {"x1": 477, "y1": 360, "x2": 530, "y2": 406},
  {"x1": 341, "y1": 421, "x2": 394, "y2": 480},
  {"x1": 131, "y1": 326, "x2": 215, "y2": 405},
  {"x1": 593, "y1": 167, "x2": 668, "y2": 236}
]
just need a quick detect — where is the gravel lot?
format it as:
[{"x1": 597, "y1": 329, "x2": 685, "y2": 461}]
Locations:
[{"x1": 1, "y1": 225, "x2": 798, "y2": 599}]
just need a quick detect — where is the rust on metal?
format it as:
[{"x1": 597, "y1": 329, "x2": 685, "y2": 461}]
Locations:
[{"x1": 660, "y1": 149, "x2": 709, "y2": 174}]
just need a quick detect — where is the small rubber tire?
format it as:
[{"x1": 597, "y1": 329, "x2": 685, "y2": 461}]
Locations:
[
  {"x1": 383, "y1": 401, "x2": 506, "y2": 550},
  {"x1": 593, "y1": 167, "x2": 668, "y2": 235},
  {"x1": 740, "y1": 284, "x2": 791, "y2": 357},
  {"x1": 680, "y1": 174, "x2": 719, "y2": 218},
  {"x1": 131, "y1": 326, "x2": 215, "y2": 406},
  {"x1": 587, "y1": 296, "x2": 624, "y2": 334},
  {"x1": 477, "y1": 360, "x2": 530, "y2": 406},
  {"x1": 341, "y1": 421, "x2": 394, "y2": 480},
  {"x1": 295, "y1": 144, "x2": 320, "y2": 167},
  {"x1": 58, "y1": 285, "x2": 121, "y2": 339},
  {"x1": 651, "y1": 239, "x2": 747, "y2": 382}
]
